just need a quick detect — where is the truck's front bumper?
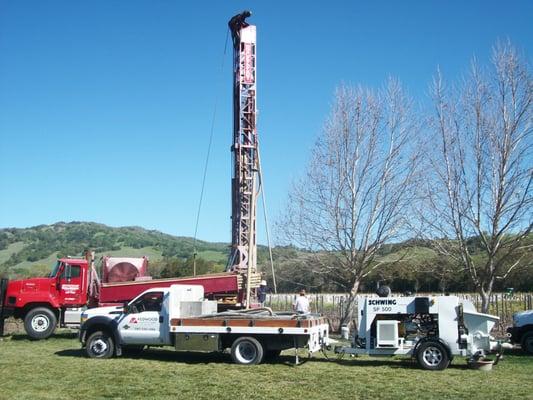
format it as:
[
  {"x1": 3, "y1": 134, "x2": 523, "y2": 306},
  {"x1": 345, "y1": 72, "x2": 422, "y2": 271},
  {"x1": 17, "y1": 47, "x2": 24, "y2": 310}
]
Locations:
[{"x1": 0, "y1": 278, "x2": 12, "y2": 336}]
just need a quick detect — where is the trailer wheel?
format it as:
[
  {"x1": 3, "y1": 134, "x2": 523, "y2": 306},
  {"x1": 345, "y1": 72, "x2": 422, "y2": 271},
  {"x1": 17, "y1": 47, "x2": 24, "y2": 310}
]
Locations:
[
  {"x1": 521, "y1": 332, "x2": 533, "y2": 355},
  {"x1": 86, "y1": 331, "x2": 115, "y2": 359},
  {"x1": 416, "y1": 341, "x2": 449, "y2": 370},
  {"x1": 24, "y1": 307, "x2": 57, "y2": 340},
  {"x1": 231, "y1": 337, "x2": 264, "y2": 365}
]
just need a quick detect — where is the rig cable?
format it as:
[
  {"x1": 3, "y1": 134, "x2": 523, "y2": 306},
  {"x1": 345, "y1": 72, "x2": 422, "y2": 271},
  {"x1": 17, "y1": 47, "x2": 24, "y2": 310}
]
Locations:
[
  {"x1": 257, "y1": 146, "x2": 277, "y2": 293},
  {"x1": 192, "y1": 28, "x2": 230, "y2": 275}
]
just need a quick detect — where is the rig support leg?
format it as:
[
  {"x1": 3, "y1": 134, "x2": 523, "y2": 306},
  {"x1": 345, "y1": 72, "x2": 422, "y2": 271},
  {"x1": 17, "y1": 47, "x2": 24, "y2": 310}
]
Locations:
[{"x1": 294, "y1": 337, "x2": 299, "y2": 365}]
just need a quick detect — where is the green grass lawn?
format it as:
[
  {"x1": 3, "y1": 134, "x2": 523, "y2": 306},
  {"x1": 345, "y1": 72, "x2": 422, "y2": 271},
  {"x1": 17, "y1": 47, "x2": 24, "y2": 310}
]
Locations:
[{"x1": 0, "y1": 332, "x2": 532, "y2": 400}]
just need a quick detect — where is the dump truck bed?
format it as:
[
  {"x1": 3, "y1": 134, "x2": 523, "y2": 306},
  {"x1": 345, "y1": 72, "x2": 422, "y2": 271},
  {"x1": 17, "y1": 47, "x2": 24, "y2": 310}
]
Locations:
[{"x1": 99, "y1": 273, "x2": 241, "y2": 304}]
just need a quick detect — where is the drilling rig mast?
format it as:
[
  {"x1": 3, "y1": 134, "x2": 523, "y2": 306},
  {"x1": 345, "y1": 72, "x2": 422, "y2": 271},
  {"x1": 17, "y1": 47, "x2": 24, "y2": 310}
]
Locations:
[{"x1": 227, "y1": 11, "x2": 259, "y2": 307}]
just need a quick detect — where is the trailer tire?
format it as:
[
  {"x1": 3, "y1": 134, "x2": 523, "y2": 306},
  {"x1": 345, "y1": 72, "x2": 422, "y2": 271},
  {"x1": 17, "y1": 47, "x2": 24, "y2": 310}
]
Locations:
[
  {"x1": 86, "y1": 331, "x2": 115, "y2": 359},
  {"x1": 416, "y1": 341, "x2": 450, "y2": 370},
  {"x1": 231, "y1": 337, "x2": 264, "y2": 365},
  {"x1": 521, "y1": 331, "x2": 533, "y2": 355},
  {"x1": 24, "y1": 307, "x2": 57, "y2": 340}
]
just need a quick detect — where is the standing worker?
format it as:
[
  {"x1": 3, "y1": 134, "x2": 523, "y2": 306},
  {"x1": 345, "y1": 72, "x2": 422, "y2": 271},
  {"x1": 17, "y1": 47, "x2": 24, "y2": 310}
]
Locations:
[
  {"x1": 258, "y1": 280, "x2": 268, "y2": 307},
  {"x1": 293, "y1": 289, "x2": 311, "y2": 314}
]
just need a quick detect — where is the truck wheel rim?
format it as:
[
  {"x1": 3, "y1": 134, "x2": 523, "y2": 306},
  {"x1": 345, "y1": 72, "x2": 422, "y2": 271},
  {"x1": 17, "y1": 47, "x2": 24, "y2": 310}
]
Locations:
[
  {"x1": 236, "y1": 342, "x2": 257, "y2": 363},
  {"x1": 91, "y1": 338, "x2": 108, "y2": 355},
  {"x1": 423, "y1": 346, "x2": 443, "y2": 366},
  {"x1": 31, "y1": 315, "x2": 50, "y2": 332}
]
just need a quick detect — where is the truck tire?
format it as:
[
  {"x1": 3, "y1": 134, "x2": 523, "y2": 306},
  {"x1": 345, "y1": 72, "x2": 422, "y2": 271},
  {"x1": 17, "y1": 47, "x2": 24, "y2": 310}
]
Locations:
[
  {"x1": 521, "y1": 331, "x2": 533, "y2": 355},
  {"x1": 86, "y1": 331, "x2": 115, "y2": 359},
  {"x1": 230, "y1": 336, "x2": 264, "y2": 365},
  {"x1": 416, "y1": 341, "x2": 450, "y2": 370},
  {"x1": 24, "y1": 307, "x2": 57, "y2": 340}
]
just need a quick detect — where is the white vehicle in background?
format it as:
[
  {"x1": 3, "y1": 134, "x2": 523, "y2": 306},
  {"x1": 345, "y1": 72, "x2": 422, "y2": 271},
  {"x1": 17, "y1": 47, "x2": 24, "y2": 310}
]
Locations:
[
  {"x1": 79, "y1": 284, "x2": 330, "y2": 365},
  {"x1": 507, "y1": 310, "x2": 533, "y2": 355},
  {"x1": 335, "y1": 294, "x2": 510, "y2": 370}
]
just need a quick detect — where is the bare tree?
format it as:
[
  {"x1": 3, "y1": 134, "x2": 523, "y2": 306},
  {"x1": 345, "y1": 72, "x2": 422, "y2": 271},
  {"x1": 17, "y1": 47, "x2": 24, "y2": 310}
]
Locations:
[
  {"x1": 423, "y1": 42, "x2": 532, "y2": 313},
  {"x1": 280, "y1": 79, "x2": 421, "y2": 325}
]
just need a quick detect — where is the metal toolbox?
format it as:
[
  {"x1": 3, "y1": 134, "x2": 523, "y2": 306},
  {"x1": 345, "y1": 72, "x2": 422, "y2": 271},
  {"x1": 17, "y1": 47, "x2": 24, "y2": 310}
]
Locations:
[{"x1": 175, "y1": 333, "x2": 220, "y2": 352}]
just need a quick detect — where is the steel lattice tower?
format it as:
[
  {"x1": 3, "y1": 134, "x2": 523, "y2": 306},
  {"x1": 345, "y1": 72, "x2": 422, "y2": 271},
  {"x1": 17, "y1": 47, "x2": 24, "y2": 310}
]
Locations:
[{"x1": 227, "y1": 11, "x2": 258, "y2": 279}]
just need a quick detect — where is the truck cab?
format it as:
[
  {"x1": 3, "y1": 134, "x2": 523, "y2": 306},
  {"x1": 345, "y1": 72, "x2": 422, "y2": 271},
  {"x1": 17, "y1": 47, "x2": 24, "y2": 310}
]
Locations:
[
  {"x1": 0, "y1": 258, "x2": 90, "y2": 339},
  {"x1": 0, "y1": 258, "x2": 88, "y2": 339},
  {"x1": 507, "y1": 310, "x2": 533, "y2": 355},
  {"x1": 80, "y1": 285, "x2": 214, "y2": 356}
]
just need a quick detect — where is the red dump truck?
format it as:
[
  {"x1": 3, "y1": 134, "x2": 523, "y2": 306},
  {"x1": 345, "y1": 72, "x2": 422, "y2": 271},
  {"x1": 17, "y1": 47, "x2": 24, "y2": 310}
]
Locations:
[{"x1": 0, "y1": 254, "x2": 248, "y2": 339}]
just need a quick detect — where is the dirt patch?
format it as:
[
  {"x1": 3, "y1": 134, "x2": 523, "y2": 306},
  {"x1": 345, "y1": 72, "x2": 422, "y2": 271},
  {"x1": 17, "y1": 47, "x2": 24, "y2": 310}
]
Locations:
[{"x1": 2, "y1": 318, "x2": 24, "y2": 335}]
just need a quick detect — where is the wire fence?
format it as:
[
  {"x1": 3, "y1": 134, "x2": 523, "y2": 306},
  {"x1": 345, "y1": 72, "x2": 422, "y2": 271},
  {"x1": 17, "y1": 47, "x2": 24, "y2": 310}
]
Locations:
[{"x1": 266, "y1": 292, "x2": 533, "y2": 332}]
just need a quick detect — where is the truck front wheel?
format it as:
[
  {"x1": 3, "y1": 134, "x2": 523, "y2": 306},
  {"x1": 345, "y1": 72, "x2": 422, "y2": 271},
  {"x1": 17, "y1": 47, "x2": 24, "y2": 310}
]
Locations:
[
  {"x1": 521, "y1": 332, "x2": 533, "y2": 355},
  {"x1": 231, "y1": 337, "x2": 264, "y2": 365},
  {"x1": 86, "y1": 331, "x2": 115, "y2": 359},
  {"x1": 24, "y1": 307, "x2": 57, "y2": 340}
]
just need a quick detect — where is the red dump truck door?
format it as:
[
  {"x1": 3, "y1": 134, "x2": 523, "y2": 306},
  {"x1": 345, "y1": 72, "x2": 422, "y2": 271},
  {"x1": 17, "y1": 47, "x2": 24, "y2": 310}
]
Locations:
[{"x1": 58, "y1": 263, "x2": 85, "y2": 306}]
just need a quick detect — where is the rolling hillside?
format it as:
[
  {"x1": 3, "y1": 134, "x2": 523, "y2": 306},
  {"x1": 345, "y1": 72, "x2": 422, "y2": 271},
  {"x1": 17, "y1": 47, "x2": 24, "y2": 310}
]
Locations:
[
  {"x1": 0, "y1": 222, "x2": 229, "y2": 278},
  {"x1": 1, "y1": 222, "x2": 530, "y2": 293}
]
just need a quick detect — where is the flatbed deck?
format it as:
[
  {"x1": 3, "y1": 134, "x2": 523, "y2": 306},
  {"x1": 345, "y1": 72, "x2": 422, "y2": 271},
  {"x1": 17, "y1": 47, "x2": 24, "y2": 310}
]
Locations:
[{"x1": 169, "y1": 311, "x2": 330, "y2": 354}]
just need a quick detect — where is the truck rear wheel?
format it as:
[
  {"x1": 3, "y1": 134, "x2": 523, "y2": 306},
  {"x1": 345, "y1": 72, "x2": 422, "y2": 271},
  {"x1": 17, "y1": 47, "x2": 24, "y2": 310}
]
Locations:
[
  {"x1": 231, "y1": 336, "x2": 264, "y2": 365},
  {"x1": 24, "y1": 307, "x2": 57, "y2": 340},
  {"x1": 416, "y1": 341, "x2": 450, "y2": 370},
  {"x1": 86, "y1": 331, "x2": 115, "y2": 359},
  {"x1": 521, "y1": 332, "x2": 533, "y2": 355}
]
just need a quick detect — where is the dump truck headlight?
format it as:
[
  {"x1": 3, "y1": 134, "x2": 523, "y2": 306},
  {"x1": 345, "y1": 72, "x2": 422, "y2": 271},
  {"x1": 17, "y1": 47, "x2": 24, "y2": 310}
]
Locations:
[{"x1": 80, "y1": 314, "x2": 88, "y2": 324}]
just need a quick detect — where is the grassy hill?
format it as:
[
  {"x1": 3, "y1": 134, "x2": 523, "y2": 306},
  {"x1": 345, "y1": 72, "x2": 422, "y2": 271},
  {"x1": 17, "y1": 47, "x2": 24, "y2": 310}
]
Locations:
[
  {"x1": 1, "y1": 222, "x2": 530, "y2": 293},
  {"x1": 0, "y1": 222, "x2": 229, "y2": 278}
]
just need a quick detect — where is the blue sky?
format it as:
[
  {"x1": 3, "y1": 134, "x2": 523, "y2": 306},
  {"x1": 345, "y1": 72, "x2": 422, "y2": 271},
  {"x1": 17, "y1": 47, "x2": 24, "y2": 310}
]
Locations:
[{"x1": 0, "y1": 1, "x2": 531, "y2": 243}]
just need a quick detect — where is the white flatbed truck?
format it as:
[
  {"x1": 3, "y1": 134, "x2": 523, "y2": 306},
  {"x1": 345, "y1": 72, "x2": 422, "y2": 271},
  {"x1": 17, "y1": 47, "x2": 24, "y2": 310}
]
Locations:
[{"x1": 79, "y1": 285, "x2": 330, "y2": 364}]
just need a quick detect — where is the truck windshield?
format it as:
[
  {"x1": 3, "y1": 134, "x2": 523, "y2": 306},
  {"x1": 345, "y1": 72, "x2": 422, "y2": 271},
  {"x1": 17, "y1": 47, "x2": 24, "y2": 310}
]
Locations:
[{"x1": 49, "y1": 261, "x2": 61, "y2": 278}]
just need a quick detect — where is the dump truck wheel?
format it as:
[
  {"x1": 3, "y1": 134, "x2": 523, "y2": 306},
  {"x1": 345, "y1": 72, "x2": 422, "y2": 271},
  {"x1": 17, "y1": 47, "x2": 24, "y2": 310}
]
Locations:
[
  {"x1": 521, "y1": 332, "x2": 533, "y2": 355},
  {"x1": 24, "y1": 307, "x2": 57, "y2": 340},
  {"x1": 231, "y1": 337, "x2": 264, "y2": 365},
  {"x1": 86, "y1": 331, "x2": 115, "y2": 359},
  {"x1": 416, "y1": 341, "x2": 449, "y2": 370}
]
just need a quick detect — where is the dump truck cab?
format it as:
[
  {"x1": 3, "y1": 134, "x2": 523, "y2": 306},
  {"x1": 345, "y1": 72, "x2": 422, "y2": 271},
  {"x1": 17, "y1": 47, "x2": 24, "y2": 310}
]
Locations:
[
  {"x1": 0, "y1": 258, "x2": 90, "y2": 339},
  {"x1": 5, "y1": 258, "x2": 89, "y2": 311}
]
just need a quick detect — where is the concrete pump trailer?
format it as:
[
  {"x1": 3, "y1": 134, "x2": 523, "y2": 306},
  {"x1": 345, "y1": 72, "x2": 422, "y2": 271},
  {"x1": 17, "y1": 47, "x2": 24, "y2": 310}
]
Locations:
[{"x1": 335, "y1": 294, "x2": 511, "y2": 370}]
